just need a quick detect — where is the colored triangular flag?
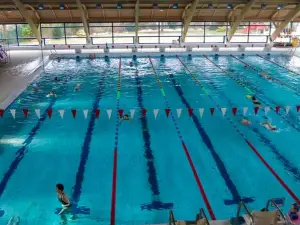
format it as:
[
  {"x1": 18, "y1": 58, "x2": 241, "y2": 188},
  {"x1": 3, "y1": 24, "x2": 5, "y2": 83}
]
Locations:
[
  {"x1": 285, "y1": 106, "x2": 291, "y2": 114},
  {"x1": 58, "y1": 110, "x2": 65, "y2": 119},
  {"x1": 165, "y1": 109, "x2": 170, "y2": 117},
  {"x1": 83, "y1": 110, "x2": 88, "y2": 119},
  {"x1": 297, "y1": 105, "x2": 300, "y2": 112},
  {"x1": 221, "y1": 108, "x2": 227, "y2": 116},
  {"x1": 232, "y1": 107, "x2": 237, "y2": 116},
  {"x1": 188, "y1": 108, "x2": 193, "y2": 117},
  {"x1": 254, "y1": 107, "x2": 259, "y2": 115},
  {"x1": 176, "y1": 108, "x2": 182, "y2": 118},
  {"x1": 199, "y1": 108, "x2": 204, "y2": 118},
  {"x1": 210, "y1": 108, "x2": 215, "y2": 116},
  {"x1": 264, "y1": 106, "x2": 270, "y2": 116},
  {"x1": 130, "y1": 109, "x2": 135, "y2": 119},
  {"x1": 243, "y1": 107, "x2": 248, "y2": 116},
  {"x1": 10, "y1": 109, "x2": 16, "y2": 119},
  {"x1": 47, "y1": 109, "x2": 53, "y2": 119},
  {"x1": 118, "y1": 109, "x2": 124, "y2": 118},
  {"x1": 154, "y1": 109, "x2": 159, "y2": 119},
  {"x1": 107, "y1": 109, "x2": 112, "y2": 120},
  {"x1": 95, "y1": 109, "x2": 100, "y2": 118},
  {"x1": 0, "y1": 109, "x2": 4, "y2": 118},
  {"x1": 72, "y1": 109, "x2": 77, "y2": 119},
  {"x1": 23, "y1": 109, "x2": 28, "y2": 118},
  {"x1": 275, "y1": 106, "x2": 280, "y2": 114},
  {"x1": 35, "y1": 109, "x2": 40, "y2": 119},
  {"x1": 142, "y1": 108, "x2": 147, "y2": 117}
]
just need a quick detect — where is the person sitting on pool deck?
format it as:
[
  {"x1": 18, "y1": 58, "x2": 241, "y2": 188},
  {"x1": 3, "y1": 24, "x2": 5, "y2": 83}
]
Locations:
[
  {"x1": 56, "y1": 184, "x2": 76, "y2": 224},
  {"x1": 260, "y1": 121, "x2": 277, "y2": 131}
]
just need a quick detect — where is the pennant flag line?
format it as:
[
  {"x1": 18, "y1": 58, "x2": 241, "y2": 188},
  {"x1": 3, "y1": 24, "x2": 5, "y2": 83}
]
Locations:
[
  {"x1": 176, "y1": 108, "x2": 182, "y2": 118},
  {"x1": 232, "y1": 108, "x2": 237, "y2": 116},
  {"x1": 107, "y1": 109, "x2": 112, "y2": 120},
  {"x1": 47, "y1": 109, "x2": 53, "y2": 119},
  {"x1": 130, "y1": 109, "x2": 135, "y2": 119},
  {"x1": 165, "y1": 109, "x2": 170, "y2": 117},
  {"x1": 72, "y1": 109, "x2": 77, "y2": 119},
  {"x1": 83, "y1": 110, "x2": 88, "y2": 119},
  {"x1": 0, "y1": 109, "x2": 4, "y2": 118},
  {"x1": 35, "y1": 109, "x2": 40, "y2": 119},
  {"x1": 221, "y1": 108, "x2": 227, "y2": 116},
  {"x1": 188, "y1": 108, "x2": 193, "y2": 117},
  {"x1": 95, "y1": 109, "x2": 100, "y2": 118},
  {"x1": 199, "y1": 108, "x2": 204, "y2": 118},
  {"x1": 210, "y1": 108, "x2": 215, "y2": 116},
  {"x1": 264, "y1": 106, "x2": 270, "y2": 116},
  {"x1": 23, "y1": 109, "x2": 28, "y2": 118},
  {"x1": 58, "y1": 110, "x2": 65, "y2": 119},
  {"x1": 285, "y1": 106, "x2": 290, "y2": 114},
  {"x1": 243, "y1": 107, "x2": 248, "y2": 116},
  {"x1": 142, "y1": 108, "x2": 147, "y2": 117},
  {"x1": 10, "y1": 109, "x2": 16, "y2": 119},
  {"x1": 154, "y1": 109, "x2": 159, "y2": 119}
]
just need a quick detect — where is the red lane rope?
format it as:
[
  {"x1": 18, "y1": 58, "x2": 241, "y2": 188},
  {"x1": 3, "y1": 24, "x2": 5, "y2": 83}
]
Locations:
[
  {"x1": 149, "y1": 56, "x2": 216, "y2": 220},
  {"x1": 257, "y1": 54, "x2": 300, "y2": 77},
  {"x1": 182, "y1": 143, "x2": 216, "y2": 219},
  {"x1": 185, "y1": 55, "x2": 300, "y2": 204},
  {"x1": 110, "y1": 149, "x2": 118, "y2": 225}
]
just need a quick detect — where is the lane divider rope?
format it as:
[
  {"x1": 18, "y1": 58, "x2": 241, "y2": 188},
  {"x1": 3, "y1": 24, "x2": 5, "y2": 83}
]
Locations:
[{"x1": 148, "y1": 56, "x2": 216, "y2": 220}]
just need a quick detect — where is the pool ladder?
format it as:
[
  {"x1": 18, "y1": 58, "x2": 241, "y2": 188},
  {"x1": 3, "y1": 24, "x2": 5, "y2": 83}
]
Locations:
[{"x1": 168, "y1": 199, "x2": 287, "y2": 225}]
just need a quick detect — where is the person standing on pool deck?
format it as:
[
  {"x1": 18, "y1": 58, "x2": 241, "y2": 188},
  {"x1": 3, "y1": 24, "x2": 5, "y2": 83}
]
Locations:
[{"x1": 56, "y1": 184, "x2": 75, "y2": 224}]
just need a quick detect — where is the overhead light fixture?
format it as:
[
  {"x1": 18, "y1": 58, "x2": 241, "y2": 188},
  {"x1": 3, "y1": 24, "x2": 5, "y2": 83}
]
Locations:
[
  {"x1": 153, "y1": 3, "x2": 158, "y2": 9},
  {"x1": 117, "y1": 3, "x2": 122, "y2": 9},
  {"x1": 227, "y1": 4, "x2": 233, "y2": 9},
  {"x1": 172, "y1": 3, "x2": 178, "y2": 9},
  {"x1": 261, "y1": 3, "x2": 266, "y2": 9},
  {"x1": 96, "y1": 4, "x2": 102, "y2": 9},
  {"x1": 208, "y1": 4, "x2": 214, "y2": 9},
  {"x1": 37, "y1": 4, "x2": 44, "y2": 10},
  {"x1": 59, "y1": 4, "x2": 65, "y2": 10},
  {"x1": 277, "y1": 4, "x2": 284, "y2": 10}
]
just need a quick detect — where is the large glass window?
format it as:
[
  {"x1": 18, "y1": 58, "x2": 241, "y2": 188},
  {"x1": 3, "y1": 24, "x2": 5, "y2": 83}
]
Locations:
[
  {"x1": 230, "y1": 22, "x2": 249, "y2": 43},
  {"x1": 90, "y1": 23, "x2": 112, "y2": 44},
  {"x1": 205, "y1": 22, "x2": 227, "y2": 43},
  {"x1": 0, "y1": 24, "x2": 18, "y2": 45},
  {"x1": 65, "y1": 23, "x2": 86, "y2": 45},
  {"x1": 41, "y1": 23, "x2": 65, "y2": 45},
  {"x1": 160, "y1": 22, "x2": 181, "y2": 43},
  {"x1": 17, "y1": 24, "x2": 39, "y2": 45},
  {"x1": 271, "y1": 22, "x2": 291, "y2": 43},
  {"x1": 138, "y1": 22, "x2": 159, "y2": 44},
  {"x1": 113, "y1": 23, "x2": 135, "y2": 44},
  {"x1": 186, "y1": 22, "x2": 204, "y2": 43}
]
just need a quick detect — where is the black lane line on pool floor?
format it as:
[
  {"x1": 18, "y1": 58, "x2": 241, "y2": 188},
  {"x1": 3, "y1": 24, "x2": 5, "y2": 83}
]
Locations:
[
  {"x1": 229, "y1": 55, "x2": 300, "y2": 132},
  {"x1": 54, "y1": 71, "x2": 106, "y2": 216},
  {"x1": 0, "y1": 70, "x2": 81, "y2": 201},
  {"x1": 196, "y1": 70, "x2": 300, "y2": 183},
  {"x1": 135, "y1": 71, "x2": 173, "y2": 211},
  {"x1": 168, "y1": 73, "x2": 254, "y2": 205}
]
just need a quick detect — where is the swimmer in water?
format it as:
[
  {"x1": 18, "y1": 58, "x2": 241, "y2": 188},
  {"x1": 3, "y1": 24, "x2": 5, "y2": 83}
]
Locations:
[
  {"x1": 260, "y1": 121, "x2": 277, "y2": 131},
  {"x1": 74, "y1": 84, "x2": 81, "y2": 91},
  {"x1": 56, "y1": 184, "x2": 76, "y2": 224},
  {"x1": 260, "y1": 72, "x2": 271, "y2": 80},
  {"x1": 47, "y1": 90, "x2": 57, "y2": 98},
  {"x1": 249, "y1": 96, "x2": 262, "y2": 108},
  {"x1": 120, "y1": 114, "x2": 130, "y2": 124},
  {"x1": 244, "y1": 65, "x2": 248, "y2": 70},
  {"x1": 32, "y1": 83, "x2": 39, "y2": 91},
  {"x1": 129, "y1": 61, "x2": 133, "y2": 67},
  {"x1": 55, "y1": 77, "x2": 60, "y2": 81},
  {"x1": 7, "y1": 216, "x2": 20, "y2": 225},
  {"x1": 240, "y1": 118, "x2": 251, "y2": 125}
]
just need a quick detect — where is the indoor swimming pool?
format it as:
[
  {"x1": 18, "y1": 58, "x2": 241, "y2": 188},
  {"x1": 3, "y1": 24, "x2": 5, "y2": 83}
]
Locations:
[{"x1": 0, "y1": 54, "x2": 300, "y2": 225}]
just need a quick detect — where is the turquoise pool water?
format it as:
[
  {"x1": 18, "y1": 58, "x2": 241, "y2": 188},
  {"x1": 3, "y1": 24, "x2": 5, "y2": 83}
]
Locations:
[{"x1": 0, "y1": 55, "x2": 300, "y2": 224}]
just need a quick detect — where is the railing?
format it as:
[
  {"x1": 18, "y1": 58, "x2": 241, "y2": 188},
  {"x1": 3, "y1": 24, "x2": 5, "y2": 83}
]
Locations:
[
  {"x1": 169, "y1": 210, "x2": 176, "y2": 225},
  {"x1": 234, "y1": 201, "x2": 253, "y2": 225},
  {"x1": 265, "y1": 199, "x2": 287, "y2": 221}
]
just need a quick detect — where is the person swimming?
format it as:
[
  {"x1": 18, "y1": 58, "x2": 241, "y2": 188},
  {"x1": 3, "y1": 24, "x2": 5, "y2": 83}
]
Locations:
[
  {"x1": 240, "y1": 118, "x2": 251, "y2": 125},
  {"x1": 32, "y1": 83, "x2": 39, "y2": 91},
  {"x1": 47, "y1": 90, "x2": 57, "y2": 98},
  {"x1": 129, "y1": 61, "x2": 133, "y2": 67},
  {"x1": 120, "y1": 114, "x2": 130, "y2": 124},
  {"x1": 260, "y1": 72, "x2": 272, "y2": 80},
  {"x1": 247, "y1": 95, "x2": 262, "y2": 108},
  {"x1": 55, "y1": 77, "x2": 60, "y2": 81},
  {"x1": 56, "y1": 184, "x2": 76, "y2": 224},
  {"x1": 260, "y1": 121, "x2": 277, "y2": 131},
  {"x1": 74, "y1": 84, "x2": 81, "y2": 91}
]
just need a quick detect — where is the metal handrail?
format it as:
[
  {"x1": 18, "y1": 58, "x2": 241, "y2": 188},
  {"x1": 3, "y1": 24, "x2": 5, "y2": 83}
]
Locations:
[
  {"x1": 265, "y1": 199, "x2": 287, "y2": 221},
  {"x1": 169, "y1": 210, "x2": 176, "y2": 225},
  {"x1": 199, "y1": 208, "x2": 210, "y2": 225},
  {"x1": 234, "y1": 201, "x2": 253, "y2": 225}
]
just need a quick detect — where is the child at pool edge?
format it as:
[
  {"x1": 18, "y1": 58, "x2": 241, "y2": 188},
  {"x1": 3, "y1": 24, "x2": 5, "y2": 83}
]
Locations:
[{"x1": 56, "y1": 184, "x2": 76, "y2": 224}]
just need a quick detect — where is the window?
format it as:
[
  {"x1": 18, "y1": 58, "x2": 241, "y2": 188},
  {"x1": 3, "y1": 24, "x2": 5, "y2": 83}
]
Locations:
[
  {"x1": 90, "y1": 23, "x2": 112, "y2": 44},
  {"x1": 113, "y1": 22, "x2": 135, "y2": 44},
  {"x1": 65, "y1": 23, "x2": 86, "y2": 45},
  {"x1": 0, "y1": 24, "x2": 18, "y2": 45},
  {"x1": 17, "y1": 24, "x2": 39, "y2": 45},
  {"x1": 205, "y1": 22, "x2": 227, "y2": 43},
  {"x1": 138, "y1": 22, "x2": 159, "y2": 43},
  {"x1": 159, "y1": 22, "x2": 181, "y2": 43},
  {"x1": 186, "y1": 22, "x2": 204, "y2": 43},
  {"x1": 41, "y1": 23, "x2": 65, "y2": 45},
  {"x1": 272, "y1": 22, "x2": 291, "y2": 43}
]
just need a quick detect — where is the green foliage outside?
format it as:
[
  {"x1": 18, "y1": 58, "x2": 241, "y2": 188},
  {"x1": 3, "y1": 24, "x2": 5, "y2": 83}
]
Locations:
[
  {"x1": 216, "y1": 26, "x2": 226, "y2": 32},
  {"x1": 52, "y1": 27, "x2": 63, "y2": 37},
  {"x1": 19, "y1": 24, "x2": 33, "y2": 38}
]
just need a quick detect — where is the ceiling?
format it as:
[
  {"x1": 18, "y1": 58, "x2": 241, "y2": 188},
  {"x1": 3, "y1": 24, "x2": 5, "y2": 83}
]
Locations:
[{"x1": 0, "y1": 0, "x2": 299, "y2": 23}]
